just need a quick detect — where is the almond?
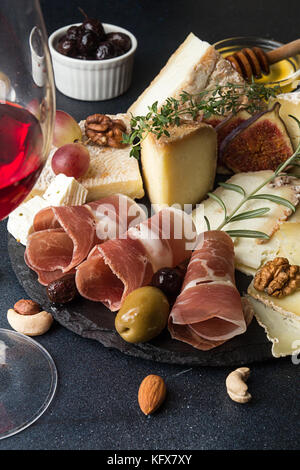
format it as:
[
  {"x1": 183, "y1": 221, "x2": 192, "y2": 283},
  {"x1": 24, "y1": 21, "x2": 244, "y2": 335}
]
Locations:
[
  {"x1": 138, "y1": 374, "x2": 167, "y2": 415},
  {"x1": 14, "y1": 299, "x2": 41, "y2": 316}
]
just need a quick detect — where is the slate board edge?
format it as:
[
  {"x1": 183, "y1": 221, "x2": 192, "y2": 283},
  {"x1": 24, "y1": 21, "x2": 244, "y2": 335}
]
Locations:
[{"x1": 8, "y1": 234, "x2": 275, "y2": 367}]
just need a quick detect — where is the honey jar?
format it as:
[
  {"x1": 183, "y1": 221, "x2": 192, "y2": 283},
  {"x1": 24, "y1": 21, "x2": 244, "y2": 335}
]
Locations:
[{"x1": 214, "y1": 36, "x2": 300, "y2": 93}]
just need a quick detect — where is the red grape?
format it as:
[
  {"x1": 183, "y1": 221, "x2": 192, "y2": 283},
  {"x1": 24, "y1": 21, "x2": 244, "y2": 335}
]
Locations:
[{"x1": 51, "y1": 143, "x2": 90, "y2": 179}]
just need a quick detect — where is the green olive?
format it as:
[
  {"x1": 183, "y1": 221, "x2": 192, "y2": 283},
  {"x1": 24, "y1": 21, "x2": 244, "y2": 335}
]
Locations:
[{"x1": 115, "y1": 286, "x2": 170, "y2": 343}]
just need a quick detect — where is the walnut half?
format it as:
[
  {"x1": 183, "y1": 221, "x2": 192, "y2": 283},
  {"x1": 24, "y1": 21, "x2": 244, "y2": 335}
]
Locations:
[
  {"x1": 254, "y1": 257, "x2": 300, "y2": 298},
  {"x1": 85, "y1": 114, "x2": 128, "y2": 149}
]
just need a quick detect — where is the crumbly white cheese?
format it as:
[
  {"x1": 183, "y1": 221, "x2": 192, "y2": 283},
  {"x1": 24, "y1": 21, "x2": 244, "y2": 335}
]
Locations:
[
  {"x1": 7, "y1": 196, "x2": 51, "y2": 246},
  {"x1": 43, "y1": 173, "x2": 88, "y2": 206}
]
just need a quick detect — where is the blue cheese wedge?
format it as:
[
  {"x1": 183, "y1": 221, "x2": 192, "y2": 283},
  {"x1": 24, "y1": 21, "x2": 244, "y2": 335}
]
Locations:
[
  {"x1": 43, "y1": 174, "x2": 88, "y2": 206},
  {"x1": 248, "y1": 281, "x2": 300, "y2": 357},
  {"x1": 7, "y1": 196, "x2": 51, "y2": 246}
]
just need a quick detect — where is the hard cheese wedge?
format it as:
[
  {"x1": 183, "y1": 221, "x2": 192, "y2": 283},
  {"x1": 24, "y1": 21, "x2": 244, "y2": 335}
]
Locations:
[
  {"x1": 248, "y1": 282, "x2": 300, "y2": 357},
  {"x1": 33, "y1": 114, "x2": 144, "y2": 202},
  {"x1": 192, "y1": 171, "x2": 300, "y2": 275},
  {"x1": 141, "y1": 122, "x2": 217, "y2": 210},
  {"x1": 128, "y1": 33, "x2": 244, "y2": 117}
]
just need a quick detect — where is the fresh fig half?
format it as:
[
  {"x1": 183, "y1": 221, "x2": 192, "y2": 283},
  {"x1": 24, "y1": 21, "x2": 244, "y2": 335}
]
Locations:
[
  {"x1": 219, "y1": 103, "x2": 294, "y2": 173},
  {"x1": 215, "y1": 110, "x2": 252, "y2": 168}
]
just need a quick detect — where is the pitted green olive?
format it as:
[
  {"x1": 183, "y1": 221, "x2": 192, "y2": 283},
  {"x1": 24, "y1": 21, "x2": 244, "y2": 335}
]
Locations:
[{"x1": 115, "y1": 286, "x2": 170, "y2": 343}]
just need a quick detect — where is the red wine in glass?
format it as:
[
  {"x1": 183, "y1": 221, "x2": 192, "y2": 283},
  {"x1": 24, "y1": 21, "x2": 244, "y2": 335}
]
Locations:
[{"x1": 0, "y1": 101, "x2": 43, "y2": 220}]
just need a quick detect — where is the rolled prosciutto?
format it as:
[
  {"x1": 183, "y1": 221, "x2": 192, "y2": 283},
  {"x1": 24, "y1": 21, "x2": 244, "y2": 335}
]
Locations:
[
  {"x1": 76, "y1": 207, "x2": 197, "y2": 311},
  {"x1": 168, "y1": 231, "x2": 248, "y2": 350},
  {"x1": 25, "y1": 194, "x2": 146, "y2": 286}
]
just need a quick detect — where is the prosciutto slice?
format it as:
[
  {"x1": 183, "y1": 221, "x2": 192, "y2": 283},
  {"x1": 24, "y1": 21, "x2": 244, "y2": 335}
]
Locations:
[
  {"x1": 76, "y1": 207, "x2": 197, "y2": 311},
  {"x1": 168, "y1": 231, "x2": 248, "y2": 350},
  {"x1": 25, "y1": 194, "x2": 146, "y2": 285}
]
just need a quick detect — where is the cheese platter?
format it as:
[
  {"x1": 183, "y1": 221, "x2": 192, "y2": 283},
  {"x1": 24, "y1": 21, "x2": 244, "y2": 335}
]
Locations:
[{"x1": 6, "y1": 25, "x2": 300, "y2": 367}]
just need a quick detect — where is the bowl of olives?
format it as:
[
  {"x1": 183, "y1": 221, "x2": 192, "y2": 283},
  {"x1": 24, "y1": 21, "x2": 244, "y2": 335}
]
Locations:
[{"x1": 49, "y1": 19, "x2": 137, "y2": 101}]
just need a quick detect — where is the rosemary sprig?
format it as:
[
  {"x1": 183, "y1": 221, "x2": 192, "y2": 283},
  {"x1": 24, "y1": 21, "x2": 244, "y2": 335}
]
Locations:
[{"x1": 123, "y1": 81, "x2": 280, "y2": 159}]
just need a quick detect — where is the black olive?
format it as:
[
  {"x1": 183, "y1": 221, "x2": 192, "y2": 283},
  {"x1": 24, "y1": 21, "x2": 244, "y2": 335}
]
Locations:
[
  {"x1": 46, "y1": 274, "x2": 78, "y2": 304},
  {"x1": 82, "y1": 18, "x2": 105, "y2": 39},
  {"x1": 66, "y1": 25, "x2": 82, "y2": 41},
  {"x1": 77, "y1": 30, "x2": 99, "y2": 54},
  {"x1": 151, "y1": 267, "x2": 183, "y2": 298},
  {"x1": 106, "y1": 32, "x2": 131, "y2": 52},
  {"x1": 56, "y1": 37, "x2": 77, "y2": 56},
  {"x1": 95, "y1": 41, "x2": 116, "y2": 60}
]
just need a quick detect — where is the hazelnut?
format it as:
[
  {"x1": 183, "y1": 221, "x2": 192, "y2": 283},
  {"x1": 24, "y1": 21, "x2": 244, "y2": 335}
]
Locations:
[{"x1": 14, "y1": 299, "x2": 41, "y2": 315}]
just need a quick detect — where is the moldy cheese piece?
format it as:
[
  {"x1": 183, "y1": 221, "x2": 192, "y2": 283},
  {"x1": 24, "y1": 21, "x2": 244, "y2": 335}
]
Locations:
[{"x1": 141, "y1": 122, "x2": 217, "y2": 211}]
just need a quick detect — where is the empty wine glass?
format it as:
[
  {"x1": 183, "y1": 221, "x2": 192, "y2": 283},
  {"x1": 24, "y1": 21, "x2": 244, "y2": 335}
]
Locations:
[{"x1": 0, "y1": 0, "x2": 57, "y2": 439}]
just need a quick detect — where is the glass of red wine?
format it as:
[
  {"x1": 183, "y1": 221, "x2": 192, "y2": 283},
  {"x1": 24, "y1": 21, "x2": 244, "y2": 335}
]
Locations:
[{"x1": 0, "y1": 0, "x2": 57, "y2": 439}]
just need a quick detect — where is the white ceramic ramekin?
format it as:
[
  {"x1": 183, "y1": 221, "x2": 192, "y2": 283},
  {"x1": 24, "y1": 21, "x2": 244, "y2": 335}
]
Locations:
[{"x1": 49, "y1": 23, "x2": 137, "y2": 101}]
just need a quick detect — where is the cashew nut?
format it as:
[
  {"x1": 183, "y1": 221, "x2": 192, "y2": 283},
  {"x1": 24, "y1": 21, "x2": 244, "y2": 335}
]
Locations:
[
  {"x1": 7, "y1": 309, "x2": 53, "y2": 336},
  {"x1": 226, "y1": 367, "x2": 252, "y2": 403}
]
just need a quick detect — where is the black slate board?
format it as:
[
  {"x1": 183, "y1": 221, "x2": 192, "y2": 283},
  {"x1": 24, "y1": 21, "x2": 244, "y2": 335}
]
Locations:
[{"x1": 8, "y1": 234, "x2": 274, "y2": 366}]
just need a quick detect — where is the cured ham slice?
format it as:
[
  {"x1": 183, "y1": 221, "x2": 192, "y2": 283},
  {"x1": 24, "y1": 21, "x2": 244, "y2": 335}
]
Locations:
[
  {"x1": 25, "y1": 194, "x2": 146, "y2": 285},
  {"x1": 76, "y1": 207, "x2": 197, "y2": 311},
  {"x1": 168, "y1": 231, "x2": 248, "y2": 350}
]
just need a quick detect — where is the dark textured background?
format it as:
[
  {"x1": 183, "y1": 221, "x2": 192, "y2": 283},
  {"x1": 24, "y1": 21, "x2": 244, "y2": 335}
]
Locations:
[{"x1": 0, "y1": 0, "x2": 299, "y2": 450}]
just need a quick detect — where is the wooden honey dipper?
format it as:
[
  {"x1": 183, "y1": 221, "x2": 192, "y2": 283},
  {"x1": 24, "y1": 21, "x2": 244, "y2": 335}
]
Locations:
[{"x1": 225, "y1": 39, "x2": 300, "y2": 80}]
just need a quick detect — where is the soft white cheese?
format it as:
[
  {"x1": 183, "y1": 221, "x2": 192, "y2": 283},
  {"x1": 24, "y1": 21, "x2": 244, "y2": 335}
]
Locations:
[
  {"x1": 248, "y1": 282, "x2": 300, "y2": 358},
  {"x1": 7, "y1": 196, "x2": 50, "y2": 246},
  {"x1": 43, "y1": 173, "x2": 88, "y2": 206}
]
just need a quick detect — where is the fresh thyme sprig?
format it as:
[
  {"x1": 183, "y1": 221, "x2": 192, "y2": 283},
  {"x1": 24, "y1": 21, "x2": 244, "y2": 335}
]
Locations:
[
  {"x1": 205, "y1": 116, "x2": 300, "y2": 239},
  {"x1": 122, "y1": 81, "x2": 280, "y2": 159}
]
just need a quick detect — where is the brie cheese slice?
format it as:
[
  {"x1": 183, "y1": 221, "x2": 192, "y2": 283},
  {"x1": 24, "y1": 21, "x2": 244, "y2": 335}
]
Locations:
[{"x1": 248, "y1": 281, "x2": 300, "y2": 357}]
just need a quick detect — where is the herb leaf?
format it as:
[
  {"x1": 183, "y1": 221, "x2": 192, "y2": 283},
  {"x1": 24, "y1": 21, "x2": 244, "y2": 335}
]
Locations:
[
  {"x1": 204, "y1": 216, "x2": 211, "y2": 231},
  {"x1": 225, "y1": 230, "x2": 270, "y2": 239},
  {"x1": 229, "y1": 207, "x2": 270, "y2": 222},
  {"x1": 249, "y1": 194, "x2": 296, "y2": 212},
  {"x1": 207, "y1": 192, "x2": 227, "y2": 220},
  {"x1": 218, "y1": 182, "x2": 246, "y2": 196}
]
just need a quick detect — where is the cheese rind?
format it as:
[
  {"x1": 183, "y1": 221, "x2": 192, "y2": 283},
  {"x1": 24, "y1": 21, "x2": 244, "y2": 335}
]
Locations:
[
  {"x1": 43, "y1": 174, "x2": 88, "y2": 206},
  {"x1": 141, "y1": 122, "x2": 217, "y2": 211},
  {"x1": 7, "y1": 196, "x2": 50, "y2": 246},
  {"x1": 248, "y1": 281, "x2": 300, "y2": 357},
  {"x1": 248, "y1": 296, "x2": 300, "y2": 358}
]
